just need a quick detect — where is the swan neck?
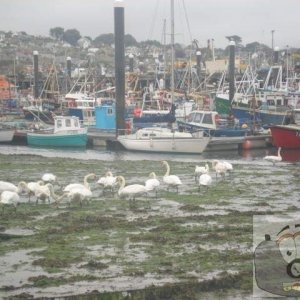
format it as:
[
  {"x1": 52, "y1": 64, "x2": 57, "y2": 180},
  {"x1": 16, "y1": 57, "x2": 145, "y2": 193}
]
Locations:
[
  {"x1": 164, "y1": 163, "x2": 170, "y2": 176},
  {"x1": 118, "y1": 176, "x2": 125, "y2": 192},
  {"x1": 84, "y1": 174, "x2": 93, "y2": 188}
]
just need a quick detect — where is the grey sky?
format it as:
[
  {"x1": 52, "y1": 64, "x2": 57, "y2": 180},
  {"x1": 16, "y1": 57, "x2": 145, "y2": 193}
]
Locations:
[{"x1": 1, "y1": 0, "x2": 299, "y2": 49}]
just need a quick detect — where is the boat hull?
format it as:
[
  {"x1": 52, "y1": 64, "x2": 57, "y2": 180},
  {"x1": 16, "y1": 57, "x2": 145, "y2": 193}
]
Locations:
[
  {"x1": 177, "y1": 121, "x2": 249, "y2": 137},
  {"x1": 0, "y1": 129, "x2": 15, "y2": 143},
  {"x1": 270, "y1": 125, "x2": 300, "y2": 149},
  {"x1": 27, "y1": 132, "x2": 87, "y2": 147},
  {"x1": 117, "y1": 135, "x2": 210, "y2": 154}
]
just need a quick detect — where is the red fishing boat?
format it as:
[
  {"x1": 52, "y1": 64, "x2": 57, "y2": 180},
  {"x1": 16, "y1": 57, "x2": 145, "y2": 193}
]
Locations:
[{"x1": 270, "y1": 109, "x2": 300, "y2": 149}]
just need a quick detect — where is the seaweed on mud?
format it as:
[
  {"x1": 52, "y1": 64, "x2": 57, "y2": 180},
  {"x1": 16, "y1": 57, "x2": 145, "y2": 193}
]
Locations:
[{"x1": 0, "y1": 153, "x2": 298, "y2": 298}]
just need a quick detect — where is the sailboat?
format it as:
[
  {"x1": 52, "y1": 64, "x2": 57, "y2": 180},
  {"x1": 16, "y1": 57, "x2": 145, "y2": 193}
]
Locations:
[{"x1": 117, "y1": 0, "x2": 211, "y2": 154}]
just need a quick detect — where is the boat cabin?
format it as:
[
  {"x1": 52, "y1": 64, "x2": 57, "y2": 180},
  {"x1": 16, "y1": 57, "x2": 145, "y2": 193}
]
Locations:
[
  {"x1": 184, "y1": 110, "x2": 219, "y2": 130},
  {"x1": 95, "y1": 103, "x2": 116, "y2": 130},
  {"x1": 54, "y1": 116, "x2": 82, "y2": 133}
]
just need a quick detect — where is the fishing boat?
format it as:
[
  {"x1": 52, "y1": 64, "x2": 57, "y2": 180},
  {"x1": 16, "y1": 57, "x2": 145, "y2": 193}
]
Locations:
[
  {"x1": 215, "y1": 65, "x2": 300, "y2": 127},
  {"x1": 270, "y1": 109, "x2": 300, "y2": 149},
  {"x1": 27, "y1": 115, "x2": 87, "y2": 147},
  {"x1": 177, "y1": 110, "x2": 251, "y2": 137},
  {"x1": 117, "y1": 127, "x2": 210, "y2": 154}
]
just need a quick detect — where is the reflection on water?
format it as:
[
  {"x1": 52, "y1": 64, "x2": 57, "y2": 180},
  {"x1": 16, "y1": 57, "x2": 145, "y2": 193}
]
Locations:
[{"x1": 0, "y1": 145, "x2": 300, "y2": 163}]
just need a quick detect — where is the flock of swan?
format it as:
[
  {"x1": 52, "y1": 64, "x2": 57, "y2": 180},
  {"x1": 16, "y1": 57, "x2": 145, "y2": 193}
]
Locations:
[
  {"x1": 0, "y1": 160, "x2": 235, "y2": 213},
  {"x1": 0, "y1": 148, "x2": 283, "y2": 212}
]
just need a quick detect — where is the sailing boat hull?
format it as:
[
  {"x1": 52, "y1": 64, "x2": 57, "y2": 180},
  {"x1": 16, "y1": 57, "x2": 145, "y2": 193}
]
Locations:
[{"x1": 117, "y1": 128, "x2": 210, "y2": 154}]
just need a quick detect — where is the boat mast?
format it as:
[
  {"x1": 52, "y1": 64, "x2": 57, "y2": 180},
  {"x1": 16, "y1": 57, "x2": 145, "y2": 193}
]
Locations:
[{"x1": 170, "y1": 0, "x2": 175, "y2": 104}]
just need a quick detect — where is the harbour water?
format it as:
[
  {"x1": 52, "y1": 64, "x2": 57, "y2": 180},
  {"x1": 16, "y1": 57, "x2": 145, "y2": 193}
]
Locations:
[{"x1": 1, "y1": 144, "x2": 300, "y2": 163}]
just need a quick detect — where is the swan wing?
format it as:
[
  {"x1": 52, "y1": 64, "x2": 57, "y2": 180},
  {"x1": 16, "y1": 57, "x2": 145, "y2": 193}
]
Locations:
[
  {"x1": 64, "y1": 183, "x2": 85, "y2": 192},
  {"x1": 0, "y1": 181, "x2": 17, "y2": 192}
]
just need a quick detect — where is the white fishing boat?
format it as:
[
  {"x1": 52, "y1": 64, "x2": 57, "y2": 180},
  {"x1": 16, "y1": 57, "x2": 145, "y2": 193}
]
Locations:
[{"x1": 117, "y1": 127, "x2": 210, "y2": 154}]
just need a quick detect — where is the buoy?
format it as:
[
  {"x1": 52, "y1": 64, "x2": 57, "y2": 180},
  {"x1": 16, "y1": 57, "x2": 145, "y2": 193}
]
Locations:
[{"x1": 242, "y1": 139, "x2": 252, "y2": 150}]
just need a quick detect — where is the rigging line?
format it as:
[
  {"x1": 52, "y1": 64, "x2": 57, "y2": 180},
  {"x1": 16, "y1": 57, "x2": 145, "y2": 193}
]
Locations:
[
  {"x1": 182, "y1": 0, "x2": 193, "y2": 44},
  {"x1": 147, "y1": 0, "x2": 160, "y2": 41}
]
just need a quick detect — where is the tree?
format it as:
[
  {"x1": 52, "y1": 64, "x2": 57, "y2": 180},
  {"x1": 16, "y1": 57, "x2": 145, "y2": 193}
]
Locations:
[
  {"x1": 63, "y1": 29, "x2": 81, "y2": 46},
  {"x1": 225, "y1": 35, "x2": 242, "y2": 45},
  {"x1": 94, "y1": 33, "x2": 114, "y2": 46},
  {"x1": 140, "y1": 40, "x2": 162, "y2": 48},
  {"x1": 50, "y1": 27, "x2": 64, "y2": 40},
  {"x1": 124, "y1": 34, "x2": 137, "y2": 47}
]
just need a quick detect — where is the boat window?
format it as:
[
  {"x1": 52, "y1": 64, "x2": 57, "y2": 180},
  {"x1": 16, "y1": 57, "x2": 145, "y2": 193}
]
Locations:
[
  {"x1": 193, "y1": 113, "x2": 203, "y2": 123},
  {"x1": 107, "y1": 108, "x2": 113, "y2": 115},
  {"x1": 202, "y1": 113, "x2": 213, "y2": 124},
  {"x1": 65, "y1": 118, "x2": 71, "y2": 127},
  {"x1": 295, "y1": 112, "x2": 300, "y2": 123},
  {"x1": 74, "y1": 119, "x2": 79, "y2": 127},
  {"x1": 57, "y1": 119, "x2": 62, "y2": 128}
]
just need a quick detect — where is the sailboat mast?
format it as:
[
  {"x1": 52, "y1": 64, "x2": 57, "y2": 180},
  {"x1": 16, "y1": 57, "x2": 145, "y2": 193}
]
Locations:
[{"x1": 170, "y1": 0, "x2": 175, "y2": 103}]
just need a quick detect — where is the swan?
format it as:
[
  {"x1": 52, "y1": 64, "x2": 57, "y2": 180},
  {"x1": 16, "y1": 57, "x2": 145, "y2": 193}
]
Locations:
[
  {"x1": 117, "y1": 175, "x2": 147, "y2": 201},
  {"x1": 0, "y1": 191, "x2": 20, "y2": 212},
  {"x1": 211, "y1": 160, "x2": 227, "y2": 179},
  {"x1": 42, "y1": 173, "x2": 56, "y2": 183},
  {"x1": 198, "y1": 173, "x2": 212, "y2": 191},
  {"x1": 0, "y1": 181, "x2": 28, "y2": 194},
  {"x1": 26, "y1": 180, "x2": 44, "y2": 202},
  {"x1": 222, "y1": 161, "x2": 233, "y2": 176},
  {"x1": 65, "y1": 187, "x2": 93, "y2": 207},
  {"x1": 264, "y1": 147, "x2": 282, "y2": 165},
  {"x1": 194, "y1": 163, "x2": 209, "y2": 182},
  {"x1": 145, "y1": 172, "x2": 160, "y2": 197},
  {"x1": 97, "y1": 171, "x2": 117, "y2": 193},
  {"x1": 63, "y1": 173, "x2": 96, "y2": 192},
  {"x1": 161, "y1": 160, "x2": 182, "y2": 193},
  {"x1": 35, "y1": 183, "x2": 57, "y2": 204}
]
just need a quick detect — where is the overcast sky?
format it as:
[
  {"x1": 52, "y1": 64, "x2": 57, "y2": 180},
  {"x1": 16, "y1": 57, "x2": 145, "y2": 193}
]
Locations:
[{"x1": 1, "y1": 0, "x2": 299, "y2": 49}]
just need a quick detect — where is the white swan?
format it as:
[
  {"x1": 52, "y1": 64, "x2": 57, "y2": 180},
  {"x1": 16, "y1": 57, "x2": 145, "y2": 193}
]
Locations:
[
  {"x1": 222, "y1": 161, "x2": 233, "y2": 173},
  {"x1": 198, "y1": 173, "x2": 212, "y2": 191},
  {"x1": 211, "y1": 160, "x2": 227, "y2": 179},
  {"x1": 97, "y1": 171, "x2": 117, "y2": 193},
  {"x1": 62, "y1": 187, "x2": 93, "y2": 207},
  {"x1": 26, "y1": 180, "x2": 44, "y2": 202},
  {"x1": 0, "y1": 191, "x2": 20, "y2": 212},
  {"x1": 0, "y1": 181, "x2": 28, "y2": 194},
  {"x1": 264, "y1": 147, "x2": 282, "y2": 165},
  {"x1": 64, "y1": 173, "x2": 96, "y2": 192},
  {"x1": 194, "y1": 163, "x2": 209, "y2": 182},
  {"x1": 117, "y1": 175, "x2": 147, "y2": 201},
  {"x1": 161, "y1": 160, "x2": 182, "y2": 193},
  {"x1": 145, "y1": 172, "x2": 160, "y2": 197},
  {"x1": 42, "y1": 173, "x2": 56, "y2": 183},
  {"x1": 35, "y1": 183, "x2": 57, "y2": 204}
]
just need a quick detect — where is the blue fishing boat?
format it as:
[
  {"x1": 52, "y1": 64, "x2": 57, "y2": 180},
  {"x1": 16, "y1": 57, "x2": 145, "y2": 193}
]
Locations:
[
  {"x1": 177, "y1": 110, "x2": 251, "y2": 137},
  {"x1": 27, "y1": 116, "x2": 87, "y2": 147}
]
